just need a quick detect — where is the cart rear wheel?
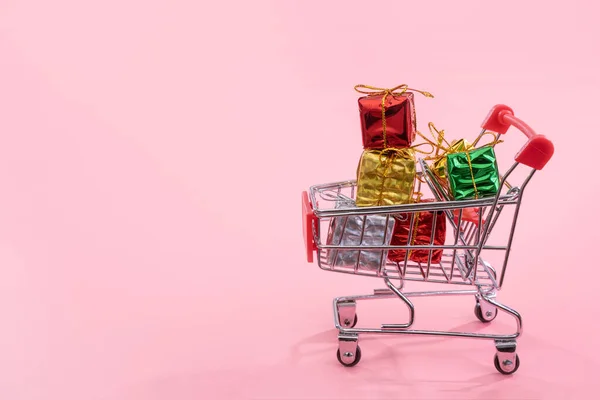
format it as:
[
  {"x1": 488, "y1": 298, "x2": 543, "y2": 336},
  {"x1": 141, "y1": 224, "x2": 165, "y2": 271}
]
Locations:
[
  {"x1": 494, "y1": 353, "x2": 520, "y2": 375},
  {"x1": 337, "y1": 345, "x2": 362, "y2": 367},
  {"x1": 475, "y1": 302, "x2": 497, "y2": 323}
]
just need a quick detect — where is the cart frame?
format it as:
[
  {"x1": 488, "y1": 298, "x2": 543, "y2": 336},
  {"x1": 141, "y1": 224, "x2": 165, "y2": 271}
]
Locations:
[{"x1": 301, "y1": 104, "x2": 554, "y2": 374}]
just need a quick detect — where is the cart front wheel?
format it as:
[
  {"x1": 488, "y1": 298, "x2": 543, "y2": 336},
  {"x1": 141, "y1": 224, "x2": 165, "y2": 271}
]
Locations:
[
  {"x1": 475, "y1": 302, "x2": 497, "y2": 323},
  {"x1": 494, "y1": 353, "x2": 520, "y2": 375},
  {"x1": 337, "y1": 346, "x2": 362, "y2": 367}
]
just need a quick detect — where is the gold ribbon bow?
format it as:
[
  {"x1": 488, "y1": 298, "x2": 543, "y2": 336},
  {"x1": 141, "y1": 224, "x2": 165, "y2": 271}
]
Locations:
[
  {"x1": 376, "y1": 141, "x2": 436, "y2": 166},
  {"x1": 374, "y1": 143, "x2": 434, "y2": 206},
  {"x1": 419, "y1": 122, "x2": 504, "y2": 160},
  {"x1": 418, "y1": 123, "x2": 507, "y2": 198},
  {"x1": 354, "y1": 84, "x2": 434, "y2": 148},
  {"x1": 417, "y1": 123, "x2": 454, "y2": 160}
]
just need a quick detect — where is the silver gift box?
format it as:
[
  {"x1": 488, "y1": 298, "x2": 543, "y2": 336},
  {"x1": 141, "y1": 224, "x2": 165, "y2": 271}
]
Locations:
[{"x1": 325, "y1": 197, "x2": 395, "y2": 272}]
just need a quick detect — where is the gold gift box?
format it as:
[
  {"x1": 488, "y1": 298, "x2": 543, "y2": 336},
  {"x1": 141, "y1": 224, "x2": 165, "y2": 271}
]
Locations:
[{"x1": 356, "y1": 148, "x2": 416, "y2": 207}]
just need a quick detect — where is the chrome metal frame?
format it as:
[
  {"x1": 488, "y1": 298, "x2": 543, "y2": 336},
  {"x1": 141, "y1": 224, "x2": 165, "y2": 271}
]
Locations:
[{"x1": 308, "y1": 156, "x2": 536, "y2": 373}]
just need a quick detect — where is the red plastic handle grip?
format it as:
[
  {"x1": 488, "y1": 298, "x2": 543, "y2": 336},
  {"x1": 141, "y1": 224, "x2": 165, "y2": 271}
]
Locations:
[
  {"x1": 302, "y1": 191, "x2": 317, "y2": 263},
  {"x1": 481, "y1": 104, "x2": 554, "y2": 170}
]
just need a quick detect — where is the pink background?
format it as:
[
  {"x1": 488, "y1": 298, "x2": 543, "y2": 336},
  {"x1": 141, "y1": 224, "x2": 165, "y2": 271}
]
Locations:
[{"x1": 0, "y1": 1, "x2": 598, "y2": 399}]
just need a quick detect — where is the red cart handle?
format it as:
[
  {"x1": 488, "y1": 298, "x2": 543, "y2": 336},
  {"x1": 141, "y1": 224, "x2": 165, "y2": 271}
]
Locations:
[
  {"x1": 302, "y1": 191, "x2": 317, "y2": 263},
  {"x1": 481, "y1": 104, "x2": 554, "y2": 170}
]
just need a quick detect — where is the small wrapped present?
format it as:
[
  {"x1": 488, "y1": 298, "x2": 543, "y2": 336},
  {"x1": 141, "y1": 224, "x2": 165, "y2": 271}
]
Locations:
[
  {"x1": 432, "y1": 138, "x2": 472, "y2": 180},
  {"x1": 422, "y1": 123, "x2": 502, "y2": 200},
  {"x1": 446, "y1": 145, "x2": 500, "y2": 200},
  {"x1": 355, "y1": 84, "x2": 434, "y2": 149},
  {"x1": 418, "y1": 123, "x2": 472, "y2": 182},
  {"x1": 388, "y1": 199, "x2": 446, "y2": 264},
  {"x1": 355, "y1": 147, "x2": 416, "y2": 207},
  {"x1": 325, "y1": 197, "x2": 395, "y2": 271}
]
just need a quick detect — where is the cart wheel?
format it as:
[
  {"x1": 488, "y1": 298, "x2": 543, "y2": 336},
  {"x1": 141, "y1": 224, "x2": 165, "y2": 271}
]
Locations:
[
  {"x1": 337, "y1": 346, "x2": 362, "y2": 367},
  {"x1": 343, "y1": 315, "x2": 358, "y2": 328},
  {"x1": 494, "y1": 353, "x2": 520, "y2": 375},
  {"x1": 475, "y1": 302, "x2": 497, "y2": 323}
]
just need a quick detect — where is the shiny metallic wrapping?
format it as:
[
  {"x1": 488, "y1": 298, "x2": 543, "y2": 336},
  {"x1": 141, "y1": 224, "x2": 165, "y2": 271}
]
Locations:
[
  {"x1": 358, "y1": 92, "x2": 416, "y2": 149},
  {"x1": 446, "y1": 146, "x2": 500, "y2": 200},
  {"x1": 355, "y1": 148, "x2": 416, "y2": 207},
  {"x1": 388, "y1": 200, "x2": 446, "y2": 264},
  {"x1": 432, "y1": 139, "x2": 472, "y2": 180},
  {"x1": 326, "y1": 199, "x2": 395, "y2": 271}
]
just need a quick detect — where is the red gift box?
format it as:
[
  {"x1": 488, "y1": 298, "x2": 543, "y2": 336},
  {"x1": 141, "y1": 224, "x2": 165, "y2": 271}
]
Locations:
[
  {"x1": 388, "y1": 199, "x2": 446, "y2": 264},
  {"x1": 355, "y1": 85, "x2": 434, "y2": 149}
]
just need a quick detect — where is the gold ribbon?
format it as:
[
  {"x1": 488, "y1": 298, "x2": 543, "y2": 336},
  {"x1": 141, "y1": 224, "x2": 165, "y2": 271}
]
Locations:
[
  {"x1": 418, "y1": 123, "x2": 504, "y2": 161},
  {"x1": 408, "y1": 189, "x2": 424, "y2": 258},
  {"x1": 376, "y1": 147, "x2": 408, "y2": 205},
  {"x1": 354, "y1": 84, "x2": 434, "y2": 148},
  {"x1": 461, "y1": 130, "x2": 504, "y2": 198},
  {"x1": 376, "y1": 144, "x2": 435, "y2": 168},
  {"x1": 372, "y1": 145, "x2": 433, "y2": 206},
  {"x1": 465, "y1": 151, "x2": 480, "y2": 199},
  {"x1": 416, "y1": 123, "x2": 508, "y2": 196},
  {"x1": 417, "y1": 123, "x2": 457, "y2": 160},
  {"x1": 472, "y1": 130, "x2": 503, "y2": 148},
  {"x1": 407, "y1": 210, "x2": 420, "y2": 259}
]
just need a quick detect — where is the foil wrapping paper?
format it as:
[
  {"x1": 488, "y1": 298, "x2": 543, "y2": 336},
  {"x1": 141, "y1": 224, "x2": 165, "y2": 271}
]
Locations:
[
  {"x1": 446, "y1": 146, "x2": 500, "y2": 200},
  {"x1": 355, "y1": 148, "x2": 416, "y2": 207},
  {"x1": 325, "y1": 199, "x2": 395, "y2": 272},
  {"x1": 432, "y1": 139, "x2": 472, "y2": 180},
  {"x1": 388, "y1": 200, "x2": 447, "y2": 264},
  {"x1": 358, "y1": 92, "x2": 416, "y2": 149}
]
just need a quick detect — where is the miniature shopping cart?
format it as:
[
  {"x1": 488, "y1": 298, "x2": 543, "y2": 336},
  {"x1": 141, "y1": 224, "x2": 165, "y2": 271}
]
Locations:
[{"x1": 301, "y1": 105, "x2": 554, "y2": 374}]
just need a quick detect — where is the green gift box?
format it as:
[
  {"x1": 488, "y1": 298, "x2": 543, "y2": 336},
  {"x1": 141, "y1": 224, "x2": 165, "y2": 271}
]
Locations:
[{"x1": 446, "y1": 146, "x2": 500, "y2": 200}]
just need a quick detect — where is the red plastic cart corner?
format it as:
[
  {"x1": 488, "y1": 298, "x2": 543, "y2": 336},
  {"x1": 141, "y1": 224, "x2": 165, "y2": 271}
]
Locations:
[
  {"x1": 302, "y1": 191, "x2": 317, "y2": 263},
  {"x1": 482, "y1": 104, "x2": 554, "y2": 170}
]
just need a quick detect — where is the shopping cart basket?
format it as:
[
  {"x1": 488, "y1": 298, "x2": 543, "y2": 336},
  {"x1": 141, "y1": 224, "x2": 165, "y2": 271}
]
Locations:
[{"x1": 301, "y1": 104, "x2": 554, "y2": 374}]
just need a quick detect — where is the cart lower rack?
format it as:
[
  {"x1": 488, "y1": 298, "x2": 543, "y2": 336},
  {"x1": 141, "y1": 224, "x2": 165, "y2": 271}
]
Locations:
[{"x1": 301, "y1": 105, "x2": 554, "y2": 374}]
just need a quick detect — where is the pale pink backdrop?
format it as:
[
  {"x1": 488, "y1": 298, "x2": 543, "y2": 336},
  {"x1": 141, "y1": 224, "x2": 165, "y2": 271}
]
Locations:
[{"x1": 0, "y1": 0, "x2": 598, "y2": 399}]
